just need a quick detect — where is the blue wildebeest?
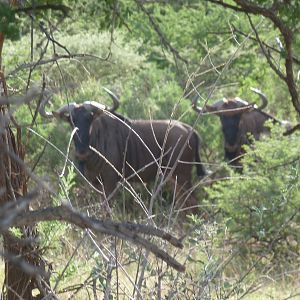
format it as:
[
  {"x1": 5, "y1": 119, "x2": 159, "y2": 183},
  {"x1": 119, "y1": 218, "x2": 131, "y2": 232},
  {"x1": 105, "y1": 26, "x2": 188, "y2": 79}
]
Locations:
[
  {"x1": 40, "y1": 88, "x2": 207, "y2": 214},
  {"x1": 192, "y1": 88, "x2": 290, "y2": 166}
]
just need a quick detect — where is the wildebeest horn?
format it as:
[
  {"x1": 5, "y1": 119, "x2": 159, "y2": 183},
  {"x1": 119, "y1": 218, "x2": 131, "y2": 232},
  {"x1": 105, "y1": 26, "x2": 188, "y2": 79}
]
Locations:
[
  {"x1": 39, "y1": 87, "x2": 120, "y2": 118},
  {"x1": 38, "y1": 93, "x2": 54, "y2": 119},
  {"x1": 192, "y1": 87, "x2": 268, "y2": 116},
  {"x1": 191, "y1": 92, "x2": 251, "y2": 115},
  {"x1": 250, "y1": 87, "x2": 268, "y2": 110},
  {"x1": 192, "y1": 96, "x2": 251, "y2": 116},
  {"x1": 38, "y1": 89, "x2": 78, "y2": 119},
  {"x1": 82, "y1": 101, "x2": 106, "y2": 112},
  {"x1": 54, "y1": 103, "x2": 78, "y2": 115},
  {"x1": 103, "y1": 87, "x2": 119, "y2": 112},
  {"x1": 82, "y1": 87, "x2": 119, "y2": 113},
  {"x1": 207, "y1": 98, "x2": 253, "y2": 116}
]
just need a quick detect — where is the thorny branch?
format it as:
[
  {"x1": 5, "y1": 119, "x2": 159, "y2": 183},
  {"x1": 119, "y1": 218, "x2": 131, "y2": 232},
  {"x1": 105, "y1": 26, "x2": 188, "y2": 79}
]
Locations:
[{"x1": 0, "y1": 86, "x2": 41, "y2": 105}]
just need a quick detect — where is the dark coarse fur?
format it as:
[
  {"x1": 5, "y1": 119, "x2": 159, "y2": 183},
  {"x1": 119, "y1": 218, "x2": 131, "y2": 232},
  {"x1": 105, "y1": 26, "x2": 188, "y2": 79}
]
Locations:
[
  {"x1": 192, "y1": 89, "x2": 291, "y2": 167},
  {"x1": 41, "y1": 88, "x2": 207, "y2": 213},
  {"x1": 80, "y1": 110, "x2": 206, "y2": 212},
  {"x1": 221, "y1": 108, "x2": 271, "y2": 162}
]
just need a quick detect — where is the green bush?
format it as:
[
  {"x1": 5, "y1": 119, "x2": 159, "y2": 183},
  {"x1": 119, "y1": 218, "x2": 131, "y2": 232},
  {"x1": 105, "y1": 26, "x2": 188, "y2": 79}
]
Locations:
[{"x1": 206, "y1": 125, "x2": 300, "y2": 263}]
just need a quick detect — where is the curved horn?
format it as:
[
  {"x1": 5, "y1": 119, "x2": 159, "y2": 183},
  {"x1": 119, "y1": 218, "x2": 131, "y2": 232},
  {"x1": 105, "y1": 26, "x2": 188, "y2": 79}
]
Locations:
[
  {"x1": 103, "y1": 87, "x2": 119, "y2": 112},
  {"x1": 55, "y1": 103, "x2": 78, "y2": 115},
  {"x1": 82, "y1": 87, "x2": 119, "y2": 113},
  {"x1": 38, "y1": 90, "x2": 78, "y2": 119},
  {"x1": 82, "y1": 101, "x2": 106, "y2": 112},
  {"x1": 191, "y1": 95, "x2": 203, "y2": 113},
  {"x1": 203, "y1": 97, "x2": 253, "y2": 116},
  {"x1": 39, "y1": 93, "x2": 54, "y2": 119},
  {"x1": 250, "y1": 87, "x2": 268, "y2": 110}
]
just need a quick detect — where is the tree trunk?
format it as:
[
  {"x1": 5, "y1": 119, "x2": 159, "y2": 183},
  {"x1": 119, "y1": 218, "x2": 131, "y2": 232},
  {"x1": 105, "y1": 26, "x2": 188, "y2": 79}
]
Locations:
[{"x1": 0, "y1": 28, "x2": 50, "y2": 300}]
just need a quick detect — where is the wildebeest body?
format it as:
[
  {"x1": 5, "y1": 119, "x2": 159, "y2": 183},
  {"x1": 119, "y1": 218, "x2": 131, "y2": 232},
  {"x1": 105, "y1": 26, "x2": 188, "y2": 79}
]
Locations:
[
  {"x1": 83, "y1": 113, "x2": 206, "y2": 199},
  {"x1": 219, "y1": 105, "x2": 271, "y2": 162},
  {"x1": 192, "y1": 88, "x2": 288, "y2": 165},
  {"x1": 39, "y1": 88, "x2": 207, "y2": 214}
]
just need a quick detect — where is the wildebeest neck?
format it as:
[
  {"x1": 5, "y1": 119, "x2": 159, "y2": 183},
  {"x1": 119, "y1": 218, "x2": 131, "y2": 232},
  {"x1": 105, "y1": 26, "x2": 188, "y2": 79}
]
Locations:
[
  {"x1": 220, "y1": 114, "x2": 241, "y2": 146},
  {"x1": 76, "y1": 160, "x2": 86, "y2": 175}
]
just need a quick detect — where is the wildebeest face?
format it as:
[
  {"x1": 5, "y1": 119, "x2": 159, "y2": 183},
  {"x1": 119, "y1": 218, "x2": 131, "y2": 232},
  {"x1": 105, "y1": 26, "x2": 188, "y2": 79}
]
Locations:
[
  {"x1": 220, "y1": 114, "x2": 241, "y2": 146},
  {"x1": 69, "y1": 106, "x2": 94, "y2": 160}
]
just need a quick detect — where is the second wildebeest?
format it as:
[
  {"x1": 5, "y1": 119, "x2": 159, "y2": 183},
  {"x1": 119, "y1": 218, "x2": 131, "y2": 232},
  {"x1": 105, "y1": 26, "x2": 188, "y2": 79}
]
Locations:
[
  {"x1": 40, "y1": 88, "x2": 207, "y2": 214},
  {"x1": 192, "y1": 88, "x2": 290, "y2": 166}
]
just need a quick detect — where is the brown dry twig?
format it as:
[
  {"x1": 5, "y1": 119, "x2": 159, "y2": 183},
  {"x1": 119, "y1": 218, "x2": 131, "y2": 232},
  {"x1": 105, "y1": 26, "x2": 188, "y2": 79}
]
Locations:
[{"x1": 4, "y1": 204, "x2": 185, "y2": 272}]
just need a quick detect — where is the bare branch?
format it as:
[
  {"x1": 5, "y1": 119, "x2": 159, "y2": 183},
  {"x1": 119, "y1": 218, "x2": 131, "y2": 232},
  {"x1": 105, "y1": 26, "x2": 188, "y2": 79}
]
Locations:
[
  {"x1": 231, "y1": 25, "x2": 300, "y2": 65},
  {"x1": 8, "y1": 205, "x2": 185, "y2": 272}
]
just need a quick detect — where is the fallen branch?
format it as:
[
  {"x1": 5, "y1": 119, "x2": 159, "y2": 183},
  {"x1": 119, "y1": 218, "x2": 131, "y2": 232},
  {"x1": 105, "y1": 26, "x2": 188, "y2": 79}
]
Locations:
[{"x1": 6, "y1": 204, "x2": 185, "y2": 272}]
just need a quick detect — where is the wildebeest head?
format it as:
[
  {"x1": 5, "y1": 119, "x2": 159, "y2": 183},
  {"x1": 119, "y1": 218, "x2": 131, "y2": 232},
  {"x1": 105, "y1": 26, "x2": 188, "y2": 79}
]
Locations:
[
  {"x1": 40, "y1": 87, "x2": 207, "y2": 214},
  {"x1": 39, "y1": 87, "x2": 119, "y2": 172},
  {"x1": 69, "y1": 105, "x2": 96, "y2": 160},
  {"x1": 192, "y1": 88, "x2": 268, "y2": 163},
  {"x1": 205, "y1": 97, "x2": 255, "y2": 148}
]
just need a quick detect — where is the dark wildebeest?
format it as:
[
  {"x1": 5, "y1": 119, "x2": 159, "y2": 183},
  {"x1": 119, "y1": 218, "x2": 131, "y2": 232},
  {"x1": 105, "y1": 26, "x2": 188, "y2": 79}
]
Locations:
[
  {"x1": 40, "y1": 88, "x2": 207, "y2": 214},
  {"x1": 192, "y1": 88, "x2": 290, "y2": 166}
]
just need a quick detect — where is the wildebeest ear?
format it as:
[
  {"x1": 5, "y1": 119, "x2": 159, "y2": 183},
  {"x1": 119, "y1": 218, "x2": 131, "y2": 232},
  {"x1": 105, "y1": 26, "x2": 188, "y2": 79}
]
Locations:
[
  {"x1": 92, "y1": 110, "x2": 105, "y2": 117},
  {"x1": 52, "y1": 111, "x2": 70, "y2": 122}
]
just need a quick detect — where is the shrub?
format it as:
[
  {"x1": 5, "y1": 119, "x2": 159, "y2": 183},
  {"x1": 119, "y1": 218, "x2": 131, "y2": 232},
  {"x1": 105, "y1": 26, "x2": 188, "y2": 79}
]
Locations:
[{"x1": 206, "y1": 125, "x2": 300, "y2": 265}]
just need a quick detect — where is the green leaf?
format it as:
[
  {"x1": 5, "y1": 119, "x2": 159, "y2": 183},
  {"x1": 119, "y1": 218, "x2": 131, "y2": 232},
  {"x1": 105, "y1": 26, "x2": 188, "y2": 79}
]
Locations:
[{"x1": 0, "y1": 3, "x2": 20, "y2": 40}]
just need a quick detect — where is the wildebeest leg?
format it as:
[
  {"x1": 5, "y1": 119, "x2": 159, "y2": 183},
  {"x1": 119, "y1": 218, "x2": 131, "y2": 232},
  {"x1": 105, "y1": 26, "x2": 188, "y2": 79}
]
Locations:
[
  {"x1": 168, "y1": 167, "x2": 199, "y2": 215},
  {"x1": 225, "y1": 149, "x2": 243, "y2": 172}
]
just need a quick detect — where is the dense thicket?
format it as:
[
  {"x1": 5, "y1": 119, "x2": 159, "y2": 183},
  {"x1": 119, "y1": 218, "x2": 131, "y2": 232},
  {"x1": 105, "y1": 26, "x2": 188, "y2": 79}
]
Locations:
[{"x1": 1, "y1": 0, "x2": 300, "y2": 298}]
